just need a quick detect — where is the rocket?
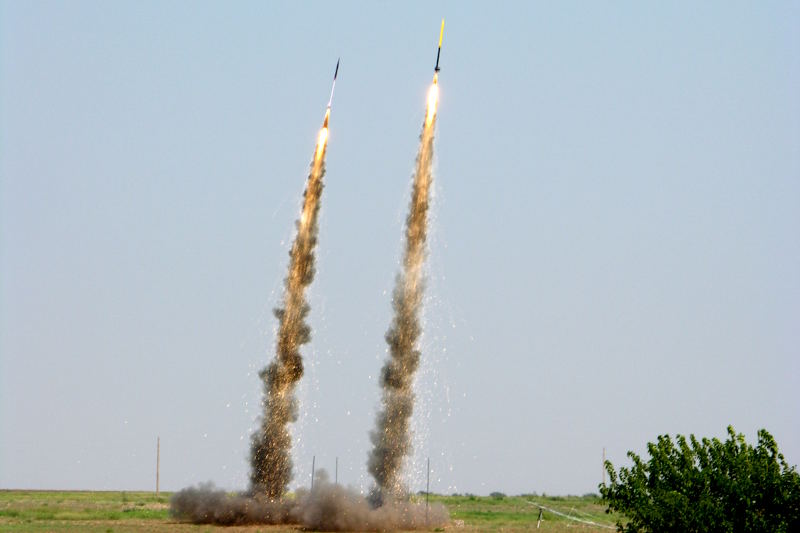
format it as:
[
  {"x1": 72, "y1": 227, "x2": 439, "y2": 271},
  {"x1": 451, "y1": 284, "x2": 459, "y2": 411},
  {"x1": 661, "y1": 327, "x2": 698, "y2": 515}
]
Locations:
[
  {"x1": 322, "y1": 59, "x2": 339, "y2": 129},
  {"x1": 316, "y1": 59, "x2": 338, "y2": 159},
  {"x1": 425, "y1": 20, "x2": 444, "y2": 126},
  {"x1": 328, "y1": 58, "x2": 340, "y2": 108},
  {"x1": 434, "y1": 19, "x2": 444, "y2": 73},
  {"x1": 325, "y1": 59, "x2": 340, "y2": 119}
]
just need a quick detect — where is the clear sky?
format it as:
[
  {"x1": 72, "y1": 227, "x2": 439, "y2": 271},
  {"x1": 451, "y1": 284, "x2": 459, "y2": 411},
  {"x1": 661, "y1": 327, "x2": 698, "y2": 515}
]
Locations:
[{"x1": 2, "y1": 1, "x2": 798, "y2": 496}]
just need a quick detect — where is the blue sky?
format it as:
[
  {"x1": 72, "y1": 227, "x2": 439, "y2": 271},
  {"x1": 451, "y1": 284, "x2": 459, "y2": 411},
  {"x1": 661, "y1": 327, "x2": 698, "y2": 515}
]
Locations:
[{"x1": 2, "y1": 1, "x2": 798, "y2": 495}]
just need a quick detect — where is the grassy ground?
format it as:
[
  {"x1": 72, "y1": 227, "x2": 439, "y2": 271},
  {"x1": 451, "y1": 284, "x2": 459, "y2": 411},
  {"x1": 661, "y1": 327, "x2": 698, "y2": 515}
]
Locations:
[
  {"x1": 435, "y1": 493, "x2": 617, "y2": 531},
  {"x1": 0, "y1": 490, "x2": 620, "y2": 532}
]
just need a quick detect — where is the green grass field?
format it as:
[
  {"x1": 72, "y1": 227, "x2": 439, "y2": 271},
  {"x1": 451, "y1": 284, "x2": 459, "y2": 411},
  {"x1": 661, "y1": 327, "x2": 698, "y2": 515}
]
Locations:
[{"x1": 0, "y1": 490, "x2": 620, "y2": 532}]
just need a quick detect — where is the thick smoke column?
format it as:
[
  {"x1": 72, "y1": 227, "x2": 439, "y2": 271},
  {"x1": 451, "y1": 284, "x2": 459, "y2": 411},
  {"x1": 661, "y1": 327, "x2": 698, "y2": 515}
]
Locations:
[
  {"x1": 368, "y1": 78, "x2": 439, "y2": 504},
  {"x1": 249, "y1": 110, "x2": 330, "y2": 499}
]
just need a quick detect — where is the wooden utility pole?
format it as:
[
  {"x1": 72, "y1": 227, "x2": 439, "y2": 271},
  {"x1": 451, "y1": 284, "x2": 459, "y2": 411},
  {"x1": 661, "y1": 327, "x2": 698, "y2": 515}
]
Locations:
[
  {"x1": 426, "y1": 457, "x2": 430, "y2": 525},
  {"x1": 335, "y1": 456, "x2": 338, "y2": 485},
  {"x1": 311, "y1": 455, "x2": 316, "y2": 490},
  {"x1": 156, "y1": 436, "x2": 160, "y2": 497},
  {"x1": 602, "y1": 447, "x2": 606, "y2": 487}
]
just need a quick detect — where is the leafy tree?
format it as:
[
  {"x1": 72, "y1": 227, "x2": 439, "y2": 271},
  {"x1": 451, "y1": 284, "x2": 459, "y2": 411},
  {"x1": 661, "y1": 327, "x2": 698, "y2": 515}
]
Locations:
[{"x1": 600, "y1": 426, "x2": 800, "y2": 532}]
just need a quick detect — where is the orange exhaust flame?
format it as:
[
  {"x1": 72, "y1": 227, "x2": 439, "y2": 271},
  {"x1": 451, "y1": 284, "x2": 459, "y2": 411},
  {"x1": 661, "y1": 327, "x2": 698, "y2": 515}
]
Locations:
[{"x1": 425, "y1": 76, "x2": 439, "y2": 127}]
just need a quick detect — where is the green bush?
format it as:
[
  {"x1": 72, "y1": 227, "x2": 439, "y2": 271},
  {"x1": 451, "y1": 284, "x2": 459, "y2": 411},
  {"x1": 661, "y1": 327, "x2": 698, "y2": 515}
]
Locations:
[{"x1": 600, "y1": 426, "x2": 800, "y2": 532}]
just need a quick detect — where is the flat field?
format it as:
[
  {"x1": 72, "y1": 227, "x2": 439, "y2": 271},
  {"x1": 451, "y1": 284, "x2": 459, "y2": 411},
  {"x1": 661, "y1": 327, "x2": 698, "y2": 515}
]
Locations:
[{"x1": 0, "y1": 490, "x2": 619, "y2": 532}]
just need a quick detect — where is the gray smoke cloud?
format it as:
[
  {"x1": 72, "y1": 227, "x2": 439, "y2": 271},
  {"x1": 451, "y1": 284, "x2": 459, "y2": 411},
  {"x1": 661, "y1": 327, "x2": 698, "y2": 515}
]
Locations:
[
  {"x1": 170, "y1": 483, "x2": 293, "y2": 525},
  {"x1": 249, "y1": 146, "x2": 326, "y2": 499},
  {"x1": 368, "y1": 112, "x2": 437, "y2": 505},
  {"x1": 171, "y1": 471, "x2": 449, "y2": 530}
]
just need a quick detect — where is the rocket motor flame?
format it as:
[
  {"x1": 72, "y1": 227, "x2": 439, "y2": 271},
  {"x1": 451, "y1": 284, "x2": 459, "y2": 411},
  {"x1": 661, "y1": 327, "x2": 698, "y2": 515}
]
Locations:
[
  {"x1": 316, "y1": 126, "x2": 329, "y2": 161},
  {"x1": 425, "y1": 78, "x2": 439, "y2": 127},
  {"x1": 316, "y1": 109, "x2": 331, "y2": 161}
]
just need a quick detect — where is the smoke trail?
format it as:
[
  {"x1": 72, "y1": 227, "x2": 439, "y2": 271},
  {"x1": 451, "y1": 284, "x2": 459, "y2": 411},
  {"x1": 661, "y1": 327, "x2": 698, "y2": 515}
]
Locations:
[
  {"x1": 249, "y1": 130, "x2": 327, "y2": 499},
  {"x1": 368, "y1": 82, "x2": 439, "y2": 504}
]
